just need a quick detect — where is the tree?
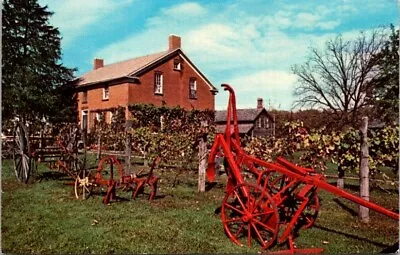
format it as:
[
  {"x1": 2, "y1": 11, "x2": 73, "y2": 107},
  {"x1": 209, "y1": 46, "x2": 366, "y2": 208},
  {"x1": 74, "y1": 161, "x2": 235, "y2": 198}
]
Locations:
[
  {"x1": 292, "y1": 28, "x2": 388, "y2": 128},
  {"x1": 370, "y1": 24, "x2": 399, "y2": 123},
  {"x1": 2, "y1": 0, "x2": 76, "y2": 128}
]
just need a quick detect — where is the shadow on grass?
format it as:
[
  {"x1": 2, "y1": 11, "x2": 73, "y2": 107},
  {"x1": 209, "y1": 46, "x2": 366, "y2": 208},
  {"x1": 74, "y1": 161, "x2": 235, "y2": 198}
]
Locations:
[
  {"x1": 36, "y1": 171, "x2": 73, "y2": 182},
  {"x1": 313, "y1": 223, "x2": 390, "y2": 248},
  {"x1": 333, "y1": 198, "x2": 358, "y2": 216}
]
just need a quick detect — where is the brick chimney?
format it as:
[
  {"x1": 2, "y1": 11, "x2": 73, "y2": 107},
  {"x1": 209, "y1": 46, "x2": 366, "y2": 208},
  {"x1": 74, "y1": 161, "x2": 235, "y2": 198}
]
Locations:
[
  {"x1": 169, "y1": 34, "x2": 181, "y2": 51},
  {"x1": 257, "y1": 98, "x2": 263, "y2": 109},
  {"x1": 93, "y1": 58, "x2": 104, "y2": 70}
]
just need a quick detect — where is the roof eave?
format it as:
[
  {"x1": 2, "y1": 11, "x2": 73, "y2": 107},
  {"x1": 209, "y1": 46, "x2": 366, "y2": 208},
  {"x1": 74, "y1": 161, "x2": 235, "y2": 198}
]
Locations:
[{"x1": 75, "y1": 76, "x2": 139, "y2": 88}]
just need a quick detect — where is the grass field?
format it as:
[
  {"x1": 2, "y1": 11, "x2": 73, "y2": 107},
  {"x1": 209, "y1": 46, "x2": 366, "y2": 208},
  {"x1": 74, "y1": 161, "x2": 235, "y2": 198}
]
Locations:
[{"x1": 1, "y1": 157, "x2": 399, "y2": 254}]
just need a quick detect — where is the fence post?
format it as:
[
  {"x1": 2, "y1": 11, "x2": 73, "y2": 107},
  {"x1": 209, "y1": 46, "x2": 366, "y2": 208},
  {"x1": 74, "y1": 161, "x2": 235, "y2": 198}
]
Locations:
[
  {"x1": 198, "y1": 121, "x2": 208, "y2": 192},
  {"x1": 81, "y1": 128, "x2": 87, "y2": 169},
  {"x1": 359, "y1": 116, "x2": 370, "y2": 223},
  {"x1": 125, "y1": 120, "x2": 133, "y2": 175},
  {"x1": 96, "y1": 131, "x2": 102, "y2": 160},
  {"x1": 273, "y1": 114, "x2": 276, "y2": 139},
  {"x1": 39, "y1": 127, "x2": 44, "y2": 162}
]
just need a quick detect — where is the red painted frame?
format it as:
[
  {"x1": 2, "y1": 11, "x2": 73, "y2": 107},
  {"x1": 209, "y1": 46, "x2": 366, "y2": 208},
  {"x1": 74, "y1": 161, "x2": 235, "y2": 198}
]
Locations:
[{"x1": 206, "y1": 84, "x2": 399, "y2": 252}]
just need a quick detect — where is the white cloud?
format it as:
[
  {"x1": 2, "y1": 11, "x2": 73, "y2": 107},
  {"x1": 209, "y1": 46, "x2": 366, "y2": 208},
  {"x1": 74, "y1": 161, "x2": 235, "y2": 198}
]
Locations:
[
  {"x1": 89, "y1": 0, "x2": 392, "y2": 110},
  {"x1": 295, "y1": 13, "x2": 319, "y2": 29},
  {"x1": 228, "y1": 70, "x2": 297, "y2": 92},
  {"x1": 214, "y1": 70, "x2": 297, "y2": 110},
  {"x1": 291, "y1": 12, "x2": 340, "y2": 30},
  {"x1": 39, "y1": 0, "x2": 133, "y2": 45},
  {"x1": 163, "y1": 2, "x2": 206, "y2": 17}
]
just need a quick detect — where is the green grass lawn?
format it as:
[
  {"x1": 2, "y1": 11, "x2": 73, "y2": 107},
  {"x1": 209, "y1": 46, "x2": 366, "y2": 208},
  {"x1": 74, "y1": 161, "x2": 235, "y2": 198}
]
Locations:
[{"x1": 1, "y1": 158, "x2": 398, "y2": 254}]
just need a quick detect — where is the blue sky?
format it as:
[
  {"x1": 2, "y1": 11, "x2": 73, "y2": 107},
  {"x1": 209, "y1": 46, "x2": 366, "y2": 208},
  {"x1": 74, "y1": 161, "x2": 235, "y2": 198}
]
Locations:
[{"x1": 39, "y1": 0, "x2": 397, "y2": 111}]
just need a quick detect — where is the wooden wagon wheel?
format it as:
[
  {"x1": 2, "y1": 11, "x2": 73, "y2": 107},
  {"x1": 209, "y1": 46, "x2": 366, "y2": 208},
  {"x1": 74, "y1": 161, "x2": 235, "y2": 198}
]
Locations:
[
  {"x1": 57, "y1": 124, "x2": 84, "y2": 177},
  {"x1": 221, "y1": 182, "x2": 279, "y2": 250},
  {"x1": 13, "y1": 122, "x2": 33, "y2": 183},
  {"x1": 57, "y1": 124, "x2": 79, "y2": 153}
]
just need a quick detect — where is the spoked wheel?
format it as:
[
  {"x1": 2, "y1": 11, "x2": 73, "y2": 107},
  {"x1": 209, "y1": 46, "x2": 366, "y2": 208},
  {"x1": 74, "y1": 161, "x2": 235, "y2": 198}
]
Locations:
[
  {"x1": 221, "y1": 182, "x2": 279, "y2": 250},
  {"x1": 97, "y1": 156, "x2": 124, "y2": 183},
  {"x1": 13, "y1": 122, "x2": 32, "y2": 183},
  {"x1": 277, "y1": 189, "x2": 320, "y2": 243},
  {"x1": 75, "y1": 169, "x2": 93, "y2": 200},
  {"x1": 299, "y1": 191, "x2": 319, "y2": 229},
  {"x1": 57, "y1": 124, "x2": 79, "y2": 152},
  {"x1": 257, "y1": 170, "x2": 290, "y2": 195}
]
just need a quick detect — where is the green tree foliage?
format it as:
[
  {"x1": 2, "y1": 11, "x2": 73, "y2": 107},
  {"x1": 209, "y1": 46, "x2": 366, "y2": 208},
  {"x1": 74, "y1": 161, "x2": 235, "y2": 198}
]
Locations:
[
  {"x1": 270, "y1": 108, "x2": 338, "y2": 137},
  {"x1": 2, "y1": 0, "x2": 76, "y2": 125},
  {"x1": 370, "y1": 24, "x2": 399, "y2": 123},
  {"x1": 245, "y1": 121, "x2": 399, "y2": 182},
  {"x1": 87, "y1": 104, "x2": 215, "y2": 167}
]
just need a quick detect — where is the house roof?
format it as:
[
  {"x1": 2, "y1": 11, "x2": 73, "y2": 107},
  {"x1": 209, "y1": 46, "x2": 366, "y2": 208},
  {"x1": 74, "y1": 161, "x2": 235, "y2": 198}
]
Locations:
[
  {"x1": 75, "y1": 48, "x2": 217, "y2": 92},
  {"x1": 215, "y1": 108, "x2": 267, "y2": 122},
  {"x1": 216, "y1": 124, "x2": 254, "y2": 134},
  {"x1": 77, "y1": 51, "x2": 169, "y2": 86}
]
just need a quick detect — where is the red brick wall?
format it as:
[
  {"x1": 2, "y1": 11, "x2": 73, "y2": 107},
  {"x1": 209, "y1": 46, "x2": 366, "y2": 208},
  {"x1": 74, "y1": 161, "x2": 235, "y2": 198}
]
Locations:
[
  {"x1": 77, "y1": 84, "x2": 129, "y2": 128},
  {"x1": 77, "y1": 54, "x2": 215, "y2": 129},
  {"x1": 128, "y1": 56, "x2": 215, "y2": 110}
]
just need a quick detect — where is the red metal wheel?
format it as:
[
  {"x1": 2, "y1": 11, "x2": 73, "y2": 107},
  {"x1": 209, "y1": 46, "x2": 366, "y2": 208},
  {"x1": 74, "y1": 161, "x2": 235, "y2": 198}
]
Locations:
[
  {"x1": 278, "y1": 189, "x2": 320, "y2": 233},
  {"x1": 300, "y1": 191, "x2": 319, "y2": 229},
  {"x1": 96, "y1": 155, "x2": 124, "y2": 183},
  {"x1": 257, "y1": 170, "x2": 289, "y2": 195},
  {"x1": 221, "y1": 182, "x2": 280, "y2": 250}
]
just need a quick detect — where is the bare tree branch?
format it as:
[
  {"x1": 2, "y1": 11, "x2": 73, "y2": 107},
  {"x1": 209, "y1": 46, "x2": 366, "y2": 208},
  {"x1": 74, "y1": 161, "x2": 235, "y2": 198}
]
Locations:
[{"x1": 292, "y1": 28, "x2": 388, "y2": 127}]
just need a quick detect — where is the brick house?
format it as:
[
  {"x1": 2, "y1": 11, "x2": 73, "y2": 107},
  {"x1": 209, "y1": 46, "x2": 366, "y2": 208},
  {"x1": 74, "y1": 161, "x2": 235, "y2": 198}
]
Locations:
[
  {"x1": 74, "y1": 35, "x2": 218, "y2": 130},
  {"x1": 215, "y1": 98, "x2": 275, "y2": 137}
]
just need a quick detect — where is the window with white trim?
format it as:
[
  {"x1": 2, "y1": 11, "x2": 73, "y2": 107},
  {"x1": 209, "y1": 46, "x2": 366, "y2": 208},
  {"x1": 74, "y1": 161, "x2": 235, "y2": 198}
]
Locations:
[
  {"x1": 103, "y1": 86, "x2": 109, "y2": 100},
  {"x1": 109, "y1": 111, "x2": 113, "y2": 123},
  {"x1": 82, "y1": 110, "x2": 88, "y2": 130},
  {"x1": 189, "y1": 78, "x2": 197, "y2": 99},
  {"x1": 95, "y1": 112, "x2": 101, "y2": 122},
  {"x1": 154, "y1": 72, "x2": 163, "y2": 94},
  {"x1": 173, "y1": 59, "x2": 181, "y2": 71}
]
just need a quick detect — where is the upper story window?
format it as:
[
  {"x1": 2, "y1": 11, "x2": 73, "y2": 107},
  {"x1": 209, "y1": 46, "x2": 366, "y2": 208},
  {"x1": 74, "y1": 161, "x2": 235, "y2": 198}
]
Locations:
[
  {"x1": 260, "y1": 116, "x2": 265, "y2": 128},
  {"x1": 173, "y1": 59, "x2": 181, "y2": 71},
  {"x1": 82, "y1": 90, "x2": 88, "y2": 103},
  {"x1": 103, "y1": 85, "x2": 109, "y2": 100},
  {"x1": 154, "y1": 71, "x2": 163, "y2": 95},
  {"x1": 189, "y1": 78, "x2": 197, "y2": 99}
]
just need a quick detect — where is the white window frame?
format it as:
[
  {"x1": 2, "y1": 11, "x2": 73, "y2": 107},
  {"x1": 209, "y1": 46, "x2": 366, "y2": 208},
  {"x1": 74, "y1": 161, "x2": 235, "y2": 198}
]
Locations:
[
  {"x1": 82, "y1": 110, "x2": 89, "y2": 130},
  {"x1": 154, "y1": 72, "x2": 163, "y2": 94},
  {"x1": 103, "y1": 86, "x2": 109, "y2": 100},
  {"x1": 189, "y1": 78, "x2": 197, "y2": 99},
  {"x1": 95, "y1": 112, "x2": 101, "y2": 122},
  {"x1": 109, "y1": 111, "x2": 113, "y2": 123},
  {"x1": 173, "y1": 59, "x2": 181, "y2": 71}
]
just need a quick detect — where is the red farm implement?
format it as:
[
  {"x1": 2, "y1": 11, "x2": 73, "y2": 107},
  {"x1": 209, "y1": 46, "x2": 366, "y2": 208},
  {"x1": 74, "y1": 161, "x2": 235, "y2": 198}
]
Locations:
[
  {"x1": 206, "y1": 84, "x2": 399, "y2": 253},
  {"x1": 11, "y1": 121, "x2": 159, "y2": 204},
  {"x1": 74, "y1": 155, "x2": 160, "y2": 204}
]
